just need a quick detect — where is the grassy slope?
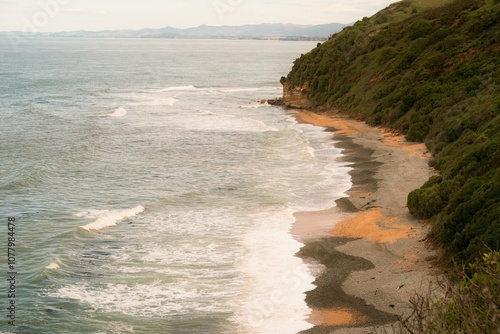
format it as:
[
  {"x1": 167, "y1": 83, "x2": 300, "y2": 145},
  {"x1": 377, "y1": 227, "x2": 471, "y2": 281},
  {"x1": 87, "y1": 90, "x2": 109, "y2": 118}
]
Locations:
[{"x1": 283, "y1": 0, "x2": 500, "y2": 265}]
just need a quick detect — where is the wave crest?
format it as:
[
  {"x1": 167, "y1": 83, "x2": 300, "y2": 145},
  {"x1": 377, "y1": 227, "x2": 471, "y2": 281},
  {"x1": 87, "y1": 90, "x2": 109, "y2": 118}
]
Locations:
[
  {"x1": 78, "y1": 205, "x2": 144, "y2": 231},
  {"x1": 152, "y1": 85, "x2": 196, "y2": 92},
  {"x1": 109, "y1": 107, "x2": 127, "y2": 117}
]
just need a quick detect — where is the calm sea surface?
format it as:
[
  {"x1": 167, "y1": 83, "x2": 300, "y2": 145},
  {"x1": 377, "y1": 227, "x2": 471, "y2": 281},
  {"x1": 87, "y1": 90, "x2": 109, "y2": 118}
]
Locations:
[{"x1": 0, "y1": 38, "x2": 351, "y2": 334}]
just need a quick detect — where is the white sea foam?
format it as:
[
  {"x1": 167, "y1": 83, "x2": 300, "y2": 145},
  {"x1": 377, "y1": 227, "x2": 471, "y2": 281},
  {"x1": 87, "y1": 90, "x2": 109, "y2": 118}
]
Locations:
[
  {"x1": 304, "y1": 146, "x2": 316, "y2": 158},
  {"x1": 164, "y1": 97, "x2": 178, "y2": 107},
  {"x1": 109, "y1": 107, "x2": 127, "y2": 117},
  {"x1": 232, "y1": 207, "x2": 315, "y2": 334},
  {"x1": 49, "y1": 281, "x2": 193, "y2": 316},
  {"x1": 145, "y1": 97, "x2": 178, "y2": 107},
  {"x1": 49, "y1": 279, "x2": 233, "y2": 317},
  {"x1": 219, "y1": 87, "x2": 276, "y2": 93},
  {"x1": 141, "y1": 208, "x2": 247, "y2": 237},
  {"x1": 181, "y1": 113, "x2": 278, "y2": 132},
  {"x1": 78, "y1": 205, "x2": 144, "y2": 231},
  {"x1": 139, "y1": 241, "x2": 236, "y2": 267},
  {"x1": 239, "y1": 102, "x2": 269, "y2": 109},
  {"x1": 129, "y1": 97, "x2": 179, "y2": 107},
  {"x1": 45, "y1": 262, "x2": 60, "y2": 269},
  {"x1": 151, "y1": 85, "x2": 196, "y2": 92},
  {"x1": 197, "y1": 109, "x2": 214, "y2": 115},
  {"x1": 95, "y1": 323, "x2": 135, "y2": 334},
  {"x1": 285, "y1": 120, "x2": 353, "y2": 211}
]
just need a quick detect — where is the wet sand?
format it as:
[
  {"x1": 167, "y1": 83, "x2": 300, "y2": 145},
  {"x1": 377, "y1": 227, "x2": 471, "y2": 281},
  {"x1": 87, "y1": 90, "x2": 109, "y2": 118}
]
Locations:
[{"x1": 291, "y1": 110, "x2": 438, "y2": 333}]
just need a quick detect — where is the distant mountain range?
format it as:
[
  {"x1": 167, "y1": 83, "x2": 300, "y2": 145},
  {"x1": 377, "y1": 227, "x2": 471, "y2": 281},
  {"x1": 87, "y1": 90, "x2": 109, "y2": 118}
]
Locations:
[{"x1": 1, "y1": 23, "x2": 346, "y2": 41}]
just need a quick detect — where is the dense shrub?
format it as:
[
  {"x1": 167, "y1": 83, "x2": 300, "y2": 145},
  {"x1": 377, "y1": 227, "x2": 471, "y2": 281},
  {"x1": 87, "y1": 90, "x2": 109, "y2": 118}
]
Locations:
[{"x1": 282, "y1": 0, "x2": 500, "y2": 266}]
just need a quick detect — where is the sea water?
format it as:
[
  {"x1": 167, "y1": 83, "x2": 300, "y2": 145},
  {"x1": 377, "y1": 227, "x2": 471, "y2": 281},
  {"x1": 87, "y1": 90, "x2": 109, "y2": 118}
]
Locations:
[{"x1": 0, "y1": 38, "x2": 352, "y2": 334}]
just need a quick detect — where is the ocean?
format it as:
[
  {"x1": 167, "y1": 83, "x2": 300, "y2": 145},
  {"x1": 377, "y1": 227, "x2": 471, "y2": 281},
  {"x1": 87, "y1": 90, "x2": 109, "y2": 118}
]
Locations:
[{"x1": 0, "y1": 38, "x2": 352, "y2": 334}]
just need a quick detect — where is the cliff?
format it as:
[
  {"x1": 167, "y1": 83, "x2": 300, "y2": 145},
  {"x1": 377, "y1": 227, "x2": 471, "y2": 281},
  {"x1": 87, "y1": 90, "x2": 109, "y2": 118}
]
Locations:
[
  {"x1": 282, "y1": 0, "x2": 500, "y2": 266},
  {"x1": 282, "y1": 82, "x2": 312, "y2": 109}
]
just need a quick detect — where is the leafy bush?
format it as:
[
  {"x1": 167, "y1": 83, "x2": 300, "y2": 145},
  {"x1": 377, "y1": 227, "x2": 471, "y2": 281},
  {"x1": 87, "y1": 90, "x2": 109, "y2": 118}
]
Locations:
[
  {"x1": 409, "y1": 19, "x2": 434, "y2": 40},
  {"x1": 282, "y1": 0, "x2": 500, "y2": 266}
]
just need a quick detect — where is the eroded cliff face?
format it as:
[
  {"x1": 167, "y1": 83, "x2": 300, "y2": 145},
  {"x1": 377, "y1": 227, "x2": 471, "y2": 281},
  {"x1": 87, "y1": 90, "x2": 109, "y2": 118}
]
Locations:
[{"x1": 282, "y1": 82, "x2": 312, "y2": 109}]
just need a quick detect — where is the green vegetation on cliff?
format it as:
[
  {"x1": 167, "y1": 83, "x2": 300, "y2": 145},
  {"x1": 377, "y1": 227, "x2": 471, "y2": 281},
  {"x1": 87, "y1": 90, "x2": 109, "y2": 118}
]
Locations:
[{"x1": 282, "y1": 0, "x2": 499, "y2": 266}]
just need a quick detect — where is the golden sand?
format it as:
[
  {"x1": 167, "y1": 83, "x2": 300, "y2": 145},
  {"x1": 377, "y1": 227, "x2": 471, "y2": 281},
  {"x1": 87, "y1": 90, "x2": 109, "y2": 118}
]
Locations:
[
  {"x1": 307, "y1": 308, "x2": 368, "y2": 327},
  {"x1": 294, "y1": 110, "x2": 367, "y2": 136},
  {"x1": 330, "y1": 208, "x2": 412, "y2": 244}
]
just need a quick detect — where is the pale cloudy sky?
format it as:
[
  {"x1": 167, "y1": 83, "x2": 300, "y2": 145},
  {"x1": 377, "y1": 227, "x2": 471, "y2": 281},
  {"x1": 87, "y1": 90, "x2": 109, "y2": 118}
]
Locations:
[{"x1": 0, "y1": 0, "x2": 398, "y2": 32}]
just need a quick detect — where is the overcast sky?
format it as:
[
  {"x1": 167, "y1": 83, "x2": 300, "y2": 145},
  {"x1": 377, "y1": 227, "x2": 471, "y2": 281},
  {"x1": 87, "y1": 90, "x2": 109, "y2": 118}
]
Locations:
[{"x1": 0, "y1": 0, "x2": 398, "y2": 32}]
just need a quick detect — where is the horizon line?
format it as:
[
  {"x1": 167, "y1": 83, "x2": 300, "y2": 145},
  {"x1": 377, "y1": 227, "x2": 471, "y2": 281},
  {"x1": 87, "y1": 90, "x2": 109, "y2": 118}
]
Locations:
[{"x1": 0, "y1": 21, "x2": 349, "y2": 34}]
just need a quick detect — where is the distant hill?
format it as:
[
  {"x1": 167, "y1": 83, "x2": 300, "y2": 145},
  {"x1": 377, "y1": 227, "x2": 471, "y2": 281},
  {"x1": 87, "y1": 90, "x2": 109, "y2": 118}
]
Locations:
[{"x1": 1, "y1": 23, "x2": 346, "y2": 41}]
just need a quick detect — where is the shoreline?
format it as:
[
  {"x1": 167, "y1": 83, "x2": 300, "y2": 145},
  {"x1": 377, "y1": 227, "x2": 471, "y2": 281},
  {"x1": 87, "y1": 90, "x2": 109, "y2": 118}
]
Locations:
[{"x1": 290, "y1": 110, "x2": 438, "y2": 333}]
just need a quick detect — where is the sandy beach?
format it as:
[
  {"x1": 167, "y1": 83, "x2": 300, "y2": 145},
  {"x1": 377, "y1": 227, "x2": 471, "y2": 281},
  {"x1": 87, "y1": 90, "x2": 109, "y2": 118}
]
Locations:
[{"x1": 290, "y1": 110, "x2": 439, "y2": 333}]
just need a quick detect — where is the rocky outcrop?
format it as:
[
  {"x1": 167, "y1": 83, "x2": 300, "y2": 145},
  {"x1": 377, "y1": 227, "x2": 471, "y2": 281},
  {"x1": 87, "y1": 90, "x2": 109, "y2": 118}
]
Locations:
[
  {"x1": 265, "y1": 98, "x2": 284, "y2": 106},
  {"x1": 282, "y1": 82, "x2": 312, "y2": 109}
]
